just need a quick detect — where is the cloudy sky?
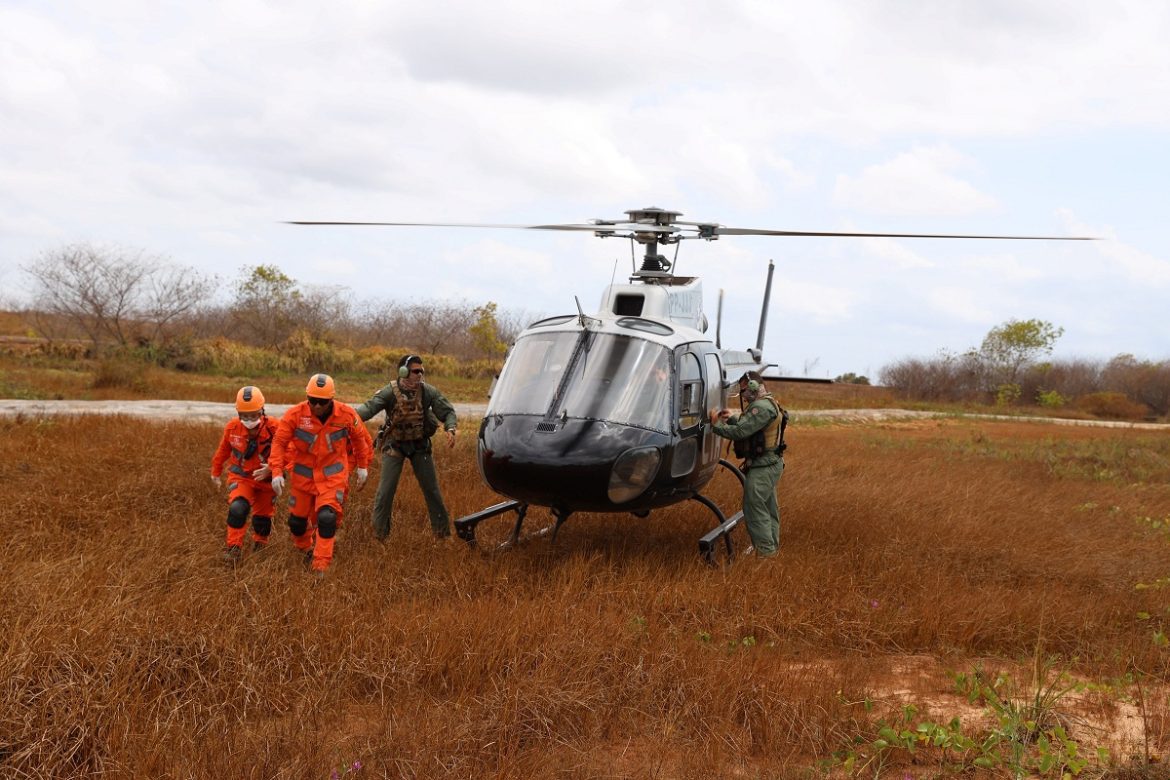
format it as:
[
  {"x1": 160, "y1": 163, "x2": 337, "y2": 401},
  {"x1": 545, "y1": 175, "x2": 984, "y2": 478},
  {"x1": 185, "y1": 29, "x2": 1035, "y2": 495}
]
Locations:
[{"x1": 3, "y1": 0, "x2": 1168, "y2": 378}]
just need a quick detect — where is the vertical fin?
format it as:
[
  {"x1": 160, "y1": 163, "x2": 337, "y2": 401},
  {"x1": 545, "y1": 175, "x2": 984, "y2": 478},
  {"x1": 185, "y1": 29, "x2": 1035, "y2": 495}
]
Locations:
[{"x1": 755, "y1": 259, "x2": 775, "y2": 353}]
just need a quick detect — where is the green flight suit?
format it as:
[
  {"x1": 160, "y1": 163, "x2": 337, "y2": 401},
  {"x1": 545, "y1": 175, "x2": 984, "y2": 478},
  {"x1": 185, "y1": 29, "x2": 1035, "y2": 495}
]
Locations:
[
  {"x1": 356, "y1": 381, "x2": 457, "y2": 539},
  {"x1": 712, "y1": 395, "x2": 785, "y2": 557}
]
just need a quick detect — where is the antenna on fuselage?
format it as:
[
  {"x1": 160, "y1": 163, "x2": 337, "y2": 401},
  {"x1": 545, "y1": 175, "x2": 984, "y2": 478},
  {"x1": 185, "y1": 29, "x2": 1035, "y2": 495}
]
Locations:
[
  {"x1": 755, "y1": 259, "x2": 775, "y2": 354},
  {"x1": 716, "y1": 288, "x2": 724, "y2": 349},
  {"x1": 575, "y1": 295, "x2": 587, "y2": 328}
]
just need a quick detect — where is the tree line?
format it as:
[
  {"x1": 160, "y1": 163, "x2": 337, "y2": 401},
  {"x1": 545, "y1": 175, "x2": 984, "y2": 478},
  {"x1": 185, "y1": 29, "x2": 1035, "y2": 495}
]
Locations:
[
  {"x1": 9, "y1": 243, "x2": 1169, "y2": 418},
  {"x1": 880, "y1": 318, "x2": 1170, "y2": 419},
  {"x1": 13, "y1": 243, "x2": 532, "y2": 369}
]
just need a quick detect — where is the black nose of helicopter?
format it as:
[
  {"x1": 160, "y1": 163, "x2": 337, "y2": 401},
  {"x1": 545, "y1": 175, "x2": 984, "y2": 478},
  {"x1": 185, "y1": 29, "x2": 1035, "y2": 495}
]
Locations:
[{"x1": 478, "y1": 414, "x2": 673, "y2": 512}]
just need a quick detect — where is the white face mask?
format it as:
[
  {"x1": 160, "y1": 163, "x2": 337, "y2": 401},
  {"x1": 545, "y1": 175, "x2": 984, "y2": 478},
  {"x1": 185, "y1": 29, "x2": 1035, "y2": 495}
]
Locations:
[{"x1": 241, "y1": 418, "x2": 262, "y2": 430}]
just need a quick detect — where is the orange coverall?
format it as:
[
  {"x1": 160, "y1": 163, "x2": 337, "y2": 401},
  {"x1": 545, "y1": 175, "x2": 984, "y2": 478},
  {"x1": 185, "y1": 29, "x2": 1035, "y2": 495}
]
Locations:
[
  {"x1": 211, "y1": 417, "x2": 279, "y2": 549},
  {"x1": 269, "y1": 400, "x2": 372, "y2": 571}
]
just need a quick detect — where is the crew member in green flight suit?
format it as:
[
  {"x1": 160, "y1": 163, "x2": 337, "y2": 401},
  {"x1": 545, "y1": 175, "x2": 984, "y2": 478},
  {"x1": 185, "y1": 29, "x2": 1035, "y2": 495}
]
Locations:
[
  {"x1": 709, "y1": 371, "x2": 787, "y2": 558},
  {"x1": 355, "y1": 354, "x2": 458, "y2": 539}
]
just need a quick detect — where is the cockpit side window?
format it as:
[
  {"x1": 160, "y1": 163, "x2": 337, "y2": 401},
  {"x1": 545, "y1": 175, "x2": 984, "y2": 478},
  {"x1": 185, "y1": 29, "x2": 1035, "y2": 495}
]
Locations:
[
  {"x1": 678, "y1": 351, "x2": 703, "y2": 429},
  {"x1": 486, "y1": 333, "x2": 576, "y2": 415}
]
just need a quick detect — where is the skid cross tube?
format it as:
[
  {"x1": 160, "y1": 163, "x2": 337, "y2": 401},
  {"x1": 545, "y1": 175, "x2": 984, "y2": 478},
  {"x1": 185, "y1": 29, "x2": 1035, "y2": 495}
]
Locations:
[
  {"x1": 697, "y1": 502, "x2": 745, "y2": 565},
  {"x1": 454, "y1": 500, "x2": 528, "y2": 547}
]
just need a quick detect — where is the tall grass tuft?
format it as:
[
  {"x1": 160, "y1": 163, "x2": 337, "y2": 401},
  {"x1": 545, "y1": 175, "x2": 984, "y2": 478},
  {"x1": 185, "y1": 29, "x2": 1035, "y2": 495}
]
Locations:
[{"x1": 90, "y1": 357, "x2": 154, "y2": 393}]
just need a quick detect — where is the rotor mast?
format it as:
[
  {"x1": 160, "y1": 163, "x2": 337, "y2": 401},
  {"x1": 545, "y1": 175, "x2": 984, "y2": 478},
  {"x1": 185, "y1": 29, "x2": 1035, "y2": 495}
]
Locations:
[{"x1": 597, "y1": 207, "x2": 685, "y2": 280}]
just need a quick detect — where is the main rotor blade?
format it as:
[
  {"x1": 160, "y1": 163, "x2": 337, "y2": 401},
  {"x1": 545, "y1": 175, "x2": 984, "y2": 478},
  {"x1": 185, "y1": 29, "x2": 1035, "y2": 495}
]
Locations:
[
  {"x1": 286, "y1": 220, "x2": 579, "y2": 229},
  {"x1": 714, "y1": 227, "x2": 1096, "y2": 240},
  {"x1": 285, "y1": 220, "x2": 681, "y2": 234},
  {"x1": 285, "y1": 221, "x2": 1096, "y2": 240}
]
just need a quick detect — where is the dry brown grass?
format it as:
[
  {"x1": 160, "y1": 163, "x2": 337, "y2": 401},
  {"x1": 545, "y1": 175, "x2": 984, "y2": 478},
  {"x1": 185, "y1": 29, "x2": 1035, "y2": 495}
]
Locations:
[
  {"x1": 1, "y1": 415, "x2": 1168, "y2": 778},
  {"x1": 0, "y1": 354, "x2": 493, "y2": 406}
]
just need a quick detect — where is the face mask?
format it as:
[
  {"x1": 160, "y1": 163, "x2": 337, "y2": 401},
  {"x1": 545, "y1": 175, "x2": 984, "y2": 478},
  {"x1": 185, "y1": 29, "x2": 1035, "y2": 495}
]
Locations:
[{"x1": 241, "y1": 418, "x2": 262, "y2": 430}]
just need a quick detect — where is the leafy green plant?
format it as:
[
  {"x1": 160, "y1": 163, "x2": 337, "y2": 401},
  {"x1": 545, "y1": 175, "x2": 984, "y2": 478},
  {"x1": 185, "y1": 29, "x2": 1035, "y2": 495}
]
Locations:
[
  {"x1": 832, "y1": 702, "x2": 987, "y2": 777},
  {"x1": 954, "y1": 655, "x2": 1102, "y2": 779},
  {"x1": 996, "y1": 382, "x2": 1023, "y2": 407},
  {"x1": 1037, "y1": 389, "x2": 1067, "y2": 408},
  {"x1": 833, "y1": 655, "x2": 1111, "y2": 779}
]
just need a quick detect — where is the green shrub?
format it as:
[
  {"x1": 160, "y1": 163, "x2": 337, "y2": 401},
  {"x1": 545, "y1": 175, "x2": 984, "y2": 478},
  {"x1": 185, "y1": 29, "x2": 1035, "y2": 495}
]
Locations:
[
  {"x1": 1036, "y1": 389, "x2": 1066, "y2": 409},
  {"x1": 281, "y1": 328, "x2": 356, "y2": 374},
  {"x1": 459, "y1": 358, "x2": 503, "y2": 379},
  {"x1": 995, "y1": 383, "x2": 1022, "y2": 407},
  {"x1": 352, "y1": 346, "x2": 400, "y2": 375},
  {"x1": 191, "y1": 337, "x2": 284, "y2": 374}
]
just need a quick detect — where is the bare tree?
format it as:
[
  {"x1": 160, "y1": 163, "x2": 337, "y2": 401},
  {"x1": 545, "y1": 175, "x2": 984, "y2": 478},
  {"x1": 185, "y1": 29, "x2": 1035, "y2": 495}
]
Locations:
[
  {"x1": 405, "y1": 301, "x2": 477, "y2": 355},
  {"x1": 22, "y1": 243, "x2": 215, "y2": 351},
  {"x1": 351, "y1": 298, "x2": 408, "y2": 345},
  {"x1": 140, "y1": 263, "x2": 218, "y2": 346},
  {"x1": 295, "y1": 283, "x2": 354, "y2": 344}
]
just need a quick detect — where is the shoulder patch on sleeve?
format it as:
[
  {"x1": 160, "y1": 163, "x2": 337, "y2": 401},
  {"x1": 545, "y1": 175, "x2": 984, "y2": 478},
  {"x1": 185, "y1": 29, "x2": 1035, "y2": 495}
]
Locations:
[{"x1": 749, "y1": 408, "x2": 760, "y2": 416}]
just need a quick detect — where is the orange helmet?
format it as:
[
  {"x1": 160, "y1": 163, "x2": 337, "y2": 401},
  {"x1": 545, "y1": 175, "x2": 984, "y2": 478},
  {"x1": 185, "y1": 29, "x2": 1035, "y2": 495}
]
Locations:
[
  {"x1": 305, "y1": 373, "x2": 336, "y2": 399},
  {"x1": 235, "y1": 385, "x2": 265, "y2": 413}
]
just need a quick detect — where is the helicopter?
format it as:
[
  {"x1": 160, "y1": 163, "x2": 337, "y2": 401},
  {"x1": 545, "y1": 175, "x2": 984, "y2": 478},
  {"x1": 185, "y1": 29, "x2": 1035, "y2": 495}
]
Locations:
[{"x1": 290, "y1": 207, "x2": 1092, "y2": 562}]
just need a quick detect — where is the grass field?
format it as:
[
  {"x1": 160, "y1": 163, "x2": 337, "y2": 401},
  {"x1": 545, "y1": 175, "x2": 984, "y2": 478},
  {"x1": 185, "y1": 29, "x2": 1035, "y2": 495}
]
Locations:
[
  {"x1": 2, "y1": 411, "x2": 1167, "y2": 778},
  {"x1": 0, "y1": 353, "x2": 496, "y2": 406}
]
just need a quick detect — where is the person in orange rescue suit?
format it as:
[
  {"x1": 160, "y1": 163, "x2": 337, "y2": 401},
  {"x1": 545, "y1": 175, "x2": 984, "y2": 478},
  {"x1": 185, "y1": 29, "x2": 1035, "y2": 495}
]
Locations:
[
  {"x1": 356, "y1": 354, "x2": 457, "y2": 539},
  {"x1": 269, "y1": 373, "x2": 373, "y2": 573},
  {"x1": 211, "y1": 385, "x2": 279, "y2": 563}
]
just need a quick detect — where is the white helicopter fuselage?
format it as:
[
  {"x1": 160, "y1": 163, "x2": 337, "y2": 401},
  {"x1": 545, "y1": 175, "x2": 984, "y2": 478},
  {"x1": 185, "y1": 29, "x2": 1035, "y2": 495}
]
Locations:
[{"x1": 476, "y1": 276, "x2": 762, "y2": 513}]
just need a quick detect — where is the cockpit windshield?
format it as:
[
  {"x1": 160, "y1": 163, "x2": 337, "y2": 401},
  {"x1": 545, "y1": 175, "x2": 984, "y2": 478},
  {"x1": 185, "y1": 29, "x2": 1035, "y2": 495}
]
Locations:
[{"x1": 488, "y1": 330, "x2": 672, "y2": 432}]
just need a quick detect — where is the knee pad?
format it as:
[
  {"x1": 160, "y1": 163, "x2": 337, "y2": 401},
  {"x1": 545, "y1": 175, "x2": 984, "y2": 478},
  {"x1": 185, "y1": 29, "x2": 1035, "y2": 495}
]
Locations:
[
  {"x1": 252, "y1": 515, "x2": 272, "y2": 537},
  {"x1": 288, "y1": 514, "x2": 308, "y2": 537},
  {"x1": 227, "y1": 498, "x2": 250, "y2": 529},
  {"x1": 316, "y1": 506, "x2": 338, "y2": 539}
]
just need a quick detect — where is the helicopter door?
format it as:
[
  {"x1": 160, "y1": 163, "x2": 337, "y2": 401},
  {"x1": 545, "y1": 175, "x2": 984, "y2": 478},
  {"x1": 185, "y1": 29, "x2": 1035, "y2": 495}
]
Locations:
[
  {"x1": 702, "y1": 352, "x2": 723, "y2": 465},
  {"x1": 670, "y1": 351, "x2": 703, "y2": 477}
]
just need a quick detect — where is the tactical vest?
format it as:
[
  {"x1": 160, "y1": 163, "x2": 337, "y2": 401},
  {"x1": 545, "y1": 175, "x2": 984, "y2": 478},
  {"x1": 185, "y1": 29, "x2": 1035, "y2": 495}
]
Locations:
[
  {"x1": 388, "y1": 383, "x2": 426, "y2": 442},
  {"x1": 734, "y1": 396, "x2": 787, "y2": 459}
]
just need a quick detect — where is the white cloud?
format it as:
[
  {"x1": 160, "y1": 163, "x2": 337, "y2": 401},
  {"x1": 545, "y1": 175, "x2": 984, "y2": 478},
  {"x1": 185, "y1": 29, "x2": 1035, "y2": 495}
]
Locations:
[
  {"x1": 955, "y1": 251, "x2": 1046, "y2": 283},
  {"x1": 3, "y1": 0, "x2": 1169, "y2": 375},
  {"x1": 925, "y1": 285, "x2": 997, "y2": 325},
  {"x1": 858, "y1": 238, "x2": 934, "y2": 270},
  {"x1": 834, "y1": 145, "x2": 998, "y2": 216},
  {"x1": 1058, "y1": 210, "x2": 1170, "y2": 287}
]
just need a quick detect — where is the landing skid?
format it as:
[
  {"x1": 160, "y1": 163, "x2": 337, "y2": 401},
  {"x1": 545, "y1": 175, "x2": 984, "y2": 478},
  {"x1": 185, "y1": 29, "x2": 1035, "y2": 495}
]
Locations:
[
  {"x1": 454, "y1": 500, "x2": 575, "y2": 551},
  {"x1": 455, "y1": 459, "x2": 746, "y2": 562},
  {"x1": 695, "y1": 458, "x2": 747, "y2": 565}
]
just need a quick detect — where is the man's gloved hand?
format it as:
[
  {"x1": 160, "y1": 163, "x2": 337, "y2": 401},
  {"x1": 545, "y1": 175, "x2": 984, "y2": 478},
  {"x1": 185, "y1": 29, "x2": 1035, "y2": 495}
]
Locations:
[
  {"x1": 271, "y1": 475, "x2": 285, "y2": 497},
  {"x1": 446, "y1": 428, "x2": 457, "y2": 449},
  {"x1": 211, "y1": 473, "x2": 222, "y2": 488},
  {"x1": 355, "y1": 467, "x2": 368, "y2": 491},
  {"x1": 252, "y1": 463, "x2": 271, "y2": 480}
]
